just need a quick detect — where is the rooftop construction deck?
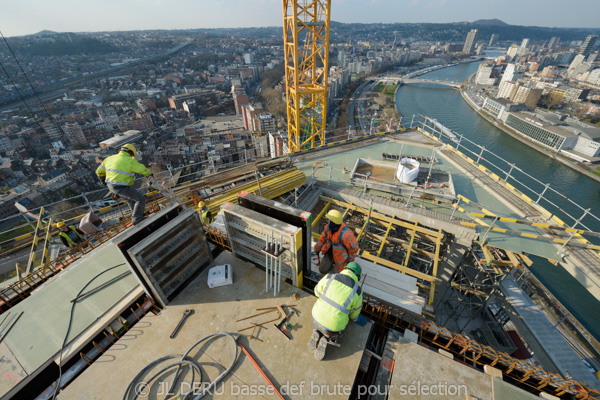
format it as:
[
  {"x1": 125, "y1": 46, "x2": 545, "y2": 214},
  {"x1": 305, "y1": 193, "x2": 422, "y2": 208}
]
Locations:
[
  {"x1": 1, "y1": 128, "x2": 599, "y2": 399},
  {"x1": 60, "y1": 252, "x2": 372, "y2": 400}
]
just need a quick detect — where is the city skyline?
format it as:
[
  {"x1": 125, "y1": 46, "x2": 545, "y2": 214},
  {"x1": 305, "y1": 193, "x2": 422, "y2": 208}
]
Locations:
[{"x1": 1, "y1": 0, "x2": 600, "y2": 37}]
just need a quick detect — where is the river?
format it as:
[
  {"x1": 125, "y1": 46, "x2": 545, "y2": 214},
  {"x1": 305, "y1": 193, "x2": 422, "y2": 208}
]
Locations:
[{"x1": 395, "y1": 53, "x2": 600, "y2": 341}]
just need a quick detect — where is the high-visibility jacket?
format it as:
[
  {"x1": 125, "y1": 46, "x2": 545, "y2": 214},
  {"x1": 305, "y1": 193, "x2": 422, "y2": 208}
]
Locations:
[
  {"x1": 312, "y1": 270, "x2": 363, "y2": 333},
  {"x1": 200, "y1": 207, "x2": 213, "y2": 224},
  {"x1": 59, "y1": 226, "x2": 84, "y2": 247},
  {"x1": 314, "y1": 223, "x2": 358, "y2": 272},
  {"x1": 95, "y1": 151, "x2": 151, "y2": 187}
]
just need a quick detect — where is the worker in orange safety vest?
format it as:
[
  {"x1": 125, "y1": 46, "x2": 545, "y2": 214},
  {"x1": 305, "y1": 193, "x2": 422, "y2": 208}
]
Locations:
[{"x1": 314, "y1": 209, "x2": 358, "y2": 274}]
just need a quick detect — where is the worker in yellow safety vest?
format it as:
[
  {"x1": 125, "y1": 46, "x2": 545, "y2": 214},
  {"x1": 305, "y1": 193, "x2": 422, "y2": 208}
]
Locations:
[
  {"x1": 308, "y1": 261, "x2": 364, "y2": 360},
  {"x1": 57, "y1": 221, "x2": 85, "y2": 247},
  {"x1": 314, "y1": 209, "x2": 358, "y2": 274},
  {"x1": 198, "y1": 201, "x2": 213, "y2": 224},
  {"x1": 95, "y1": 144, "x2": 152, "y2": 226}
]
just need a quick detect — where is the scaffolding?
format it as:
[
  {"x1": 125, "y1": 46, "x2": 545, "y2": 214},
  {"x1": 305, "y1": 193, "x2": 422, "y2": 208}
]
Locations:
[
  {"x1": 282, "y1": 0, "x2": 331, "y2": 153},
  {"x1": 435, "y1": 244, "x2": 515, "y2": 335},
  {"x1": 311, "y1": 195, "x2": 448, "y2": 306}
]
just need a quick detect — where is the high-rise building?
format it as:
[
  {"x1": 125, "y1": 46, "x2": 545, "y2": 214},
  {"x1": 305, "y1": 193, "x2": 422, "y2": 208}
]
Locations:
[
  {"x1": 488, "y1": 34, "x2": 498, "y2": 47},
  {"x1": 498, "y1": 81, "x2": 517, "y2": 99},
  {"x1": 501, "y1": 63, "x2": 524, "y2": 84},
  {"x1": 511, "y1": 86, "x2": 542, "y2": 108},
  {"x1": 507, "y1": 45, "x2": 520, "y2": 59},
  {"x1": 520, "y1": 38, "x2": 530, "y2": 49},
  {"x1": 243, "y1": 53, "x2": 254, "y2": 64},
  {"x1": 548, "y1": 36, "x2": 560, "y2": 49},
  {"x1": 231, "y1": 85, "x2": 249, "y2": 116},
  {"x1": 579, "y1": 35, "x2": 598, "y2": 57},
  {"x1": 463, "y1": 29, "x2": 478, "y2": 54}
]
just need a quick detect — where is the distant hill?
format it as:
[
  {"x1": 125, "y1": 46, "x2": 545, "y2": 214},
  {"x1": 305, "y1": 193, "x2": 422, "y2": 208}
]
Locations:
[
  {"x1": 12, "y1": 33, "x2": 121, "y2": 56},
  {"x1": 31, "y1": 30, "x2": 59, "y2": 37},
  {"x1": 473, "y1": 19, "x2": 509, "y2": 27}
]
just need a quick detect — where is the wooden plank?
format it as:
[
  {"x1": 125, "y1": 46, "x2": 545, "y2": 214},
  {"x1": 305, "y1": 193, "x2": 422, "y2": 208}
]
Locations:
[
  {"x1": 364, "y1": 276, "x2": 425, "y2": 305},
  {"x1": 362, "y1": 252, "x2": 442, "y2": 284},
  {"x1": 357, "y1": 257, "x2": 418, "y2": 289}
]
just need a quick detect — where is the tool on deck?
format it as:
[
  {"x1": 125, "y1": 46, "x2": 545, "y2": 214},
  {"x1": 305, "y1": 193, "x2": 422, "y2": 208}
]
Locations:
[
  {"x1": 274, "y1": 306, "x2": 298, "y2": 340},
  {"x1": 170, "y1": 309, "x2": 194, "y2": 339}
]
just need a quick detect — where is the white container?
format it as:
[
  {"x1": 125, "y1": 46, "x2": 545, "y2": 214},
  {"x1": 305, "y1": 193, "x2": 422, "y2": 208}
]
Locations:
[
  {"x1": 396, "y1": 157, "x2": 420, "y2": 183},
  {"x1": 207, "y1": 264, "x2": 233, "y2": 288}
]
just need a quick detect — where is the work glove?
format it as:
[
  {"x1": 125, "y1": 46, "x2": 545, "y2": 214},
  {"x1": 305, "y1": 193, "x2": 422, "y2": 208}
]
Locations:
[{"x1": 99, "y1": 176, "x2": 106, "y2": 184}]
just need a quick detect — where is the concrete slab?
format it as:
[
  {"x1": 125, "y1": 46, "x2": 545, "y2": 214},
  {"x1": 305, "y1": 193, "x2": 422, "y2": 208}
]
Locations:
[
  {"x1": 0, "y1": 243, "x2": 139, "y2": 398},
  {"x1": 60, "y1": 252, "x2": 372, "y2": 400},
  {"x1": 388, "y1": 339, "x2": 540, "y2": 400}
]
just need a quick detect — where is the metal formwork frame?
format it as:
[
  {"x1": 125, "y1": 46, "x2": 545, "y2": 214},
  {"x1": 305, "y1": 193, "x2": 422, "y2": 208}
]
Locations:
[
  {"x1": 282, "y1": 0, "x2": 331, "y2": 153},
  {"x1": 312, "y1": 196, "x2": 444, "y2": 305},
  {"x1": 221, "y1": 202, "x2": 304, "y2": 288}
]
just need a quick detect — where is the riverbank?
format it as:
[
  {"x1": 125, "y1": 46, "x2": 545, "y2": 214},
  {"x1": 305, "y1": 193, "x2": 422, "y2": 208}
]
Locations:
[{"x1": 460, "y1": 90, "x2": 600, "y2": 184}]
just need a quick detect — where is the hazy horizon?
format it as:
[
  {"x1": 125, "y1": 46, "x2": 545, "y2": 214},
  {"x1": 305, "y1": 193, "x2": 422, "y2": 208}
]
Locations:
[{"x1": 1, "y1": 0, "x2": 599, "y2": 38}]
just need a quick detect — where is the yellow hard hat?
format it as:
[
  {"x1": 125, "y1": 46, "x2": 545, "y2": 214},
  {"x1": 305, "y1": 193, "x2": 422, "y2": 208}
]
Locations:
[
  {"x1": 56, "y1": 221, "x2": 65, "y2": 228},
  {"x1": 325, "y1": 209, "x2": 343, "y2": 225},
  {"x1": 121, "y1": 144, "x2": 136, "y2": 156},
  {"x1": 198, "y1": 201, "x2": 206, "y2": 208}
]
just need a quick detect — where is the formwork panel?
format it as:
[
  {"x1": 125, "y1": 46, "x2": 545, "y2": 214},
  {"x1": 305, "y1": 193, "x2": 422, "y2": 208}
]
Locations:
[
  {"x1": 127, "y1": 208, "x2": 213, "y2": 306},
  {"x1": 221, "y1": 202, "x2": 303, "y2": 288}
]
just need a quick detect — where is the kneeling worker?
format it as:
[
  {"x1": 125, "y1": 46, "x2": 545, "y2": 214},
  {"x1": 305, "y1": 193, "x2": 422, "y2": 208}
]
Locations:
[
  {"x1": 314, "y1": 209, "x2": 358, "y2": 274},
  {"x1": 57, "y1": 221, "x2": 85, "y2": 248},
  {"x1": 96, "y1": 144, "x2": 152, "y2": 226},
  {"x1": 309, "y1": 261, "x2": 363, "y2": 360}
]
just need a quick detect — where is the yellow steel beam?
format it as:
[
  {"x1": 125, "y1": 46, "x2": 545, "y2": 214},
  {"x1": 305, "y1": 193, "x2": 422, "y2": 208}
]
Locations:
[
  {"x1": 25, "y1": 207, "x2": 44, "y2": 275},
  {"x1": 403, "y1": 222, "x2": 418, "y2": 268},
  {"x1": 362, "y1": 251, "x2": 442, "y2": 284},
  {"x1": 377, "y1": 221, "x2": 394, "y2": 257},
  {"x1": 312, "y1": 203, "x2": 331, "y2": 229},
  {"x1": 40, "y1": 218, "x2": 53, "y2": 267}
]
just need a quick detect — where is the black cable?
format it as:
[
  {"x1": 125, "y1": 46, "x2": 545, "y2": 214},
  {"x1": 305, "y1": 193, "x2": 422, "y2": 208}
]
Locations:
[
  {"x1": 0, "y1": 30, "x2": 75, "y2": 156},
  {"x1": 122, "y1": 332, "x2": 239, "y2": 400},
  {"x1": 52, "y1": 263, "x2": 128, "y2": 400}
]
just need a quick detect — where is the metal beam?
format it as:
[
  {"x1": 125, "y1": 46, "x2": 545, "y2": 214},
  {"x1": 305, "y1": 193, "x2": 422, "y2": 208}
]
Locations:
[
  {"x1": 25, "y1": 207, "x2": 44, "y2": 275},
  {"x1": 362, "y1": 251, "x2": 442, "y2": 284},
  {"x1": 320, "y1": 196, "x2": 443, "y2": 240},
  {"x1": 403, "y1": 222, "x2": 418, "y2": 268},
  {"x1": 377, "y1": 221, "x2": 394, "y2": 257}
]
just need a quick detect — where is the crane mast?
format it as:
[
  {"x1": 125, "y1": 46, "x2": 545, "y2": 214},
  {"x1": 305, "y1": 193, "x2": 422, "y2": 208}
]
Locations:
[{"x1": 282, "y1": 0, "x2": 331, "y2": 153}]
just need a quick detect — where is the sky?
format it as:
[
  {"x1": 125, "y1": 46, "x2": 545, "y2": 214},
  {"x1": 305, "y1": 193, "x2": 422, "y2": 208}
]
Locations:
[{"x1": 1, "y1": 0, "x2": 599, "y2": 37}]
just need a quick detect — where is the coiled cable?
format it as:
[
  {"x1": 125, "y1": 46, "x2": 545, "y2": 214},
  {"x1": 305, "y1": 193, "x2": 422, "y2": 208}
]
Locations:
[{"x1": 122, "y1": 332, "x2": 239, "y2": 400}]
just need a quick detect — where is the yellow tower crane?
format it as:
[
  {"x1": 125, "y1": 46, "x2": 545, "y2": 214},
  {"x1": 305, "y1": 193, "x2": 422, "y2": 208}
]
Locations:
[{"x1": 282, "y1": 0, "x2": 331, "y2": 153}]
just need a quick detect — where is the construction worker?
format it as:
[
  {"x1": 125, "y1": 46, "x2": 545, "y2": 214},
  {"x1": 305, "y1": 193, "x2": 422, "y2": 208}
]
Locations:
[
  {"x1": 314, "y1": 209, "x2": 358, "y2": 274},
  {"x1": 56, "y1": 221, "x2": 85, "y2": 248},
  {"x1": 95, "y1": 144, "x2": 152, "y2": 226},
  {"x1": 308, "y1": 262, "x2": 363, "y2": 360},
  {"x1": 198, "y1": 201, "x2": 213, "y2": 224}
]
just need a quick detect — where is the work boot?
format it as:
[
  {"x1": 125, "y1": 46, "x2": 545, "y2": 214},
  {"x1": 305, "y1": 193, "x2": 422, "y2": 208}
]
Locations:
[
  {"x1": 131, "y1": 217, "x2": 146, "y2": 226},
  {"x1": 314, "y1": 336, "x2": 328, "y2": 361},
  {"x1": 307, "y1": 330, "x2": 320, "y2": 354}
]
